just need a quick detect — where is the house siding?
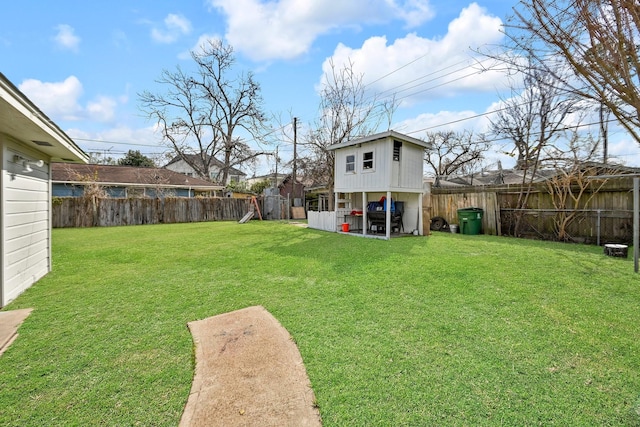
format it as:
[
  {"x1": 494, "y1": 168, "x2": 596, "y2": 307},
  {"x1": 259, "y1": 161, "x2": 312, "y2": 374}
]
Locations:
[
  {"x1": 2, "y1": 142, "x2": 50, "y2": 306},
  {"x1": 165, "y1": 157, "x2": 246, "y2": 185}
]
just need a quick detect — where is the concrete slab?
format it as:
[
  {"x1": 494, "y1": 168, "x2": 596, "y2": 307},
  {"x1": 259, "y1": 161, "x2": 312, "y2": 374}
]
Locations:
[
  {"x1": 180, "y1": 306, "x2": 321, "y2": 427},
  {"x1": 0, "y1": 308, "x2": 33, "y2": 357}
]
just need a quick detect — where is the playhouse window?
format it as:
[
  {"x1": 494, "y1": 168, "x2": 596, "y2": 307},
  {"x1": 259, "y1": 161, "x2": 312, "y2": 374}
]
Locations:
[
  {"x1": 393, "y1": 140, "x2": 402, "y2": 161},
  {"x1": 363, "y1": 151, "x2": 374, "y2": 169},
  {"x1": 346, "y1": 154, "x2": 355, "y2": 172}
]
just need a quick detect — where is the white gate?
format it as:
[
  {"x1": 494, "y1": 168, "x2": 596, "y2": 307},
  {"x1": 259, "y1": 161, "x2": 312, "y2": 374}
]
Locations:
[{"x1": 307, "y1": 211, "x2": 336, "y2": 232}]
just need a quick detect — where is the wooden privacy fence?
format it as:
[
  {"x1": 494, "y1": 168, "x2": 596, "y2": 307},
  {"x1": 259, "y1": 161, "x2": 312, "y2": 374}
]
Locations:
[
  {"x1": 431, "y1": 177, "x2": 634, "y2": 244},
  {"x1": 52, "y1": 197, "x2": 251, "y2": 228}
]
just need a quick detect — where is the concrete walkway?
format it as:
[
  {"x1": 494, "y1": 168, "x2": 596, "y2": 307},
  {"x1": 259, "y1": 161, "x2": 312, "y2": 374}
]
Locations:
[
  {"x1": 0, "y1": 308, "x2": 33, "y2": 357},
  {"x1": 180, "y1": 306, "x2": 321, "y2": 427}
]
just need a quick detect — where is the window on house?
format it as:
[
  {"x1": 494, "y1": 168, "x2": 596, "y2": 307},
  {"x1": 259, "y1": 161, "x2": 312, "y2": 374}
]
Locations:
[
  {"x1": 393, "y1": 140, "x2": 402, "y2": 161},
  {"x1": 363, "y1": 151, "x2": 374, "y2": 170},
  {"x1": 230, "y1": 175, "x2": 239, "y2": 183},
  {"x1": 346, "y1": 154, "x2": 355, "y2": 173}
]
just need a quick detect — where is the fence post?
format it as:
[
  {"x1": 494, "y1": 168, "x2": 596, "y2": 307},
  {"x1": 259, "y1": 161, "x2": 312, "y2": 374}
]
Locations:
[{"x1": 597, "y1": 209, "x2": 601, "y2": 247}]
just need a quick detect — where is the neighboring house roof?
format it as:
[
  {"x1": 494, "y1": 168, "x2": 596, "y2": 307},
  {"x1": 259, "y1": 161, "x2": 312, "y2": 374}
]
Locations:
[
  {"x1": 573, "y1": 161, "x2": 640, "y2": 175},
  {"x1": 246, "y1": 172, "x2": 288, "y2": 185},
  {"x1": 0, "y1": 72, "x2": 88, "y2": 163},
  {"x1": 433, "y1": 162, "x2": 640, "y2": 188},
  {"x1": 305, "y1": 184, "x2": 330, "y2": 194},
  {"x1": 278, "y1": 174, "x2": 313, "y2": 190},
  {"x1": 52, "y1": 163, "x2": 224, "y2": 191},
  {"x1": 434, "y1": 168, "x2": 558, "y2": 187},
  {"x1": 165, "y1": 154, "x2": 246, "y2": 177},
  {"x1": 327, "y1": 130, "x2": 432, "y2": 151}
]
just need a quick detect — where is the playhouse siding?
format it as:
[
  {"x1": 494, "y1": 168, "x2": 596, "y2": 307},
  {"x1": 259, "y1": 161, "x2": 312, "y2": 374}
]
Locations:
[
  {"x1": 393, "y1": 142, "x2": 425, "y2": 191},
  {"x1": 2, "y1": 141, "x2": 51, "y2": 306},
  {"x1": 334, "y1": 136, "x2": 424, "y2": 193},
  {"x1": 335, "y1": 139, "x2": 389, "y2": 191}
]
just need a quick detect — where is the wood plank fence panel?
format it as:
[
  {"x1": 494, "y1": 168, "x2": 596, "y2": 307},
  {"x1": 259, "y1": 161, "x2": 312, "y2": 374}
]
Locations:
[
  {"x1": 430, "y1": 191, "x2": 500, "y2": 235},
  {"x1": 52, "y1": 197, "x2": 250, "y2": 228},
  {"x1": 431, "y1": 178, "x2": 634, "y2": 244}
]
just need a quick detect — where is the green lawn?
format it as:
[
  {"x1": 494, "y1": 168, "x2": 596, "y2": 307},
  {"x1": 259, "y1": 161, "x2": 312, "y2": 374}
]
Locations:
[{"x1": 1, "y1": 221, "x2": 639, "y2": 426}]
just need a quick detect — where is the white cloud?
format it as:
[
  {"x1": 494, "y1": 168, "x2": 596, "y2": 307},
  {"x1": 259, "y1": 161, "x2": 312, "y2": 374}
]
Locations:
[
  {"x1": 608, "y1": 136, "x2": 640, "y2": 166},
  {"x1": 19, "y1": 76, "x2": 120, "y2": 124},
  {"x1": 391, "y1": 0, "x2": 435, "y2": 27},
  {"x1": 19, "y1": 76, "x2": 84, "y2": 121},
  {"x1": 86, "y1": 96, "x2": 118, "y2": 122},
  {"x1": 178, "y1": 33, "x2": 223, "y2": 60},
  {"x1": 207, "y1": 0, "x2": 434, "y2": 61},
  {"x1": 320, "y1": 3, "x2": 506, "y2": 105},
  {"x1": 53, "y1": 24, "x2": 80, "y2": 52},
  {"x1": 394, "y1": 109, "x2": 489, "y2": 136},
  {"x1": 151, "y1": 13, "x2": 192, "y2": 44},
  {"x1": 112, "y1": 29, "x2": 131, "y2": 50}
]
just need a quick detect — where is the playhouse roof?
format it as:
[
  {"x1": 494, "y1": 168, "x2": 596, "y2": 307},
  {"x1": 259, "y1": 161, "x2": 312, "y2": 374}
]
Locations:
[{"x1": 327, "y1": 130, "x2": 431, "y2": 151}]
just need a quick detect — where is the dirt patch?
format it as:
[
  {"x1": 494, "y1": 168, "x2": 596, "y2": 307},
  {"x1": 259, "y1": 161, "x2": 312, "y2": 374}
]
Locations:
[{"x1": 180, "y1": 306, "x2": 321, "y2": 427}]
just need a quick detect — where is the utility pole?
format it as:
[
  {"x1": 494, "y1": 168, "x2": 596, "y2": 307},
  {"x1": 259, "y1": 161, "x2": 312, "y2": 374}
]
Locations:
[
  {"x1": 274, "y1": 145, "x2": 279, "y2": 188},
  {"x1": 292, "y1": 117, "x2": 298, "y2": 204}
]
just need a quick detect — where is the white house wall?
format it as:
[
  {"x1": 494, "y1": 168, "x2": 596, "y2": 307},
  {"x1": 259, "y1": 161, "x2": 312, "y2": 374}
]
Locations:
[
  {"x1": 1, "y1": 141, "x2": 50, "y2": 306},
  {"x1": 165, "y1": 159, "x2": 244, "y2": 184}
]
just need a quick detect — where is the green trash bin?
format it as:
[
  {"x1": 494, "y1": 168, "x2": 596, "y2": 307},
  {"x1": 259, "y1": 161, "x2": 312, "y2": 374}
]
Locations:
[{"x1": 457, "y1": 207, "x2": 483, "y2": 235}]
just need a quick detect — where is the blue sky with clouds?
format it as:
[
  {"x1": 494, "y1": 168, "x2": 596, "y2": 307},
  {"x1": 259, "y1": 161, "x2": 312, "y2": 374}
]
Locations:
[{"x1": 2, "y1": 0, "x2": 639, "y2": 175}]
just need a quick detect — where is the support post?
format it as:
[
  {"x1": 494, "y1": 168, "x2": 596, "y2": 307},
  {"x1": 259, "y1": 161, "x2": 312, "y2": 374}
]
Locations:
[
  {"x1": 362, "y1": 191, "x2": 368, "y2": 236},
  {"x1": 634, "y1": 178, "x2": 639, "y2": 273},
  {"x1": 334, "y1": 191, "x2": 339, "y2": 232},
  {"x1": 418, "y1": 192, "x2": 423, "y2": 236},
  {"x1": 386, "y1": 191, "x2": 391, "y2": 240},
  {"x1": 597, "y1": 209, "x2": 601, "y2": 247}
]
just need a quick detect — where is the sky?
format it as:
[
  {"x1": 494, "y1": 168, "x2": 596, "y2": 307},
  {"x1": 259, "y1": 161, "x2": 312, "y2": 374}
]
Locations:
[{"x1": 2, "y1": 0, "x2": 639, "y2": 177}]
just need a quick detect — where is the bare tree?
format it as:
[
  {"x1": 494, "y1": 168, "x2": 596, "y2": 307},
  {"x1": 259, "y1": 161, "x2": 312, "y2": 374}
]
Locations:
[
  {"x1": 139, "y1": 40, "x2": 268, "y2": 184},
  {"x1": 299, "y1": 59, "x2": 396, "y2": 209},
  {"x1": 424, "y1": 130, "x2": 489, "y2": 186},
  {"x1": 545, "y1": 136, "x2": 610, "y2": 242},
  {"x1": 492, "y1": 61, "x2": 582, "y2": 172},
  {"x1": 507, "y1": 0, "x2": 640, "y2": 145},
  {"x1": 490, "y1": 58, "x2": 585, "y2": 236}
]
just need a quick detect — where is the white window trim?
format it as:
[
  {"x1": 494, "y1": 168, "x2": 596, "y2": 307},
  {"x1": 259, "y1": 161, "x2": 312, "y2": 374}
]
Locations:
[
  {"x1": 362, "y1": 150, "x2": 375, "y2": 172},
  {"x1": 345, "y1": 153, "x2": 356, "y2": 174}
]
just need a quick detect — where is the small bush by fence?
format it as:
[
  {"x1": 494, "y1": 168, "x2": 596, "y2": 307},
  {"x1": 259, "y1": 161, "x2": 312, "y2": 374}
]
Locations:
[{"x1": 52, "y1": 197, "x2": 251, "y2": 228}]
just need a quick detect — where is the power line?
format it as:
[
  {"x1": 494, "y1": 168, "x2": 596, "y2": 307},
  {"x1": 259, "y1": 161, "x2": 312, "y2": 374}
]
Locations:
[
  {"x1": 417, "y1": 117, "x2": 628, "y2": 147},
  {"x1": 74, "y1": 138, "x2": 162, "y2": 147},
  {"x1": 366, "y1": 55, "x2": 472, "y2": 90},
  {"x1": 374, "y1": 57, "x2": 497, "y2": 101}
]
